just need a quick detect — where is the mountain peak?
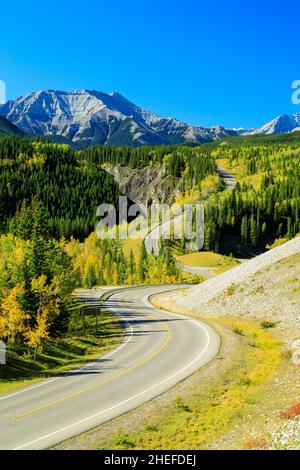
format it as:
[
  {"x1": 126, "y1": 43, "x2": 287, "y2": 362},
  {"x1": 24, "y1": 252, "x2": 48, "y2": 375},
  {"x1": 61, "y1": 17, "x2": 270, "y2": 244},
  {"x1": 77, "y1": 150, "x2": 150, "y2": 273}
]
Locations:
[
  {"x1": 0, "y1": 89, "x2": 235, "y2": 147},
  {"x1": 249, "y1": 112, "x2": 300, "y2": 135}
]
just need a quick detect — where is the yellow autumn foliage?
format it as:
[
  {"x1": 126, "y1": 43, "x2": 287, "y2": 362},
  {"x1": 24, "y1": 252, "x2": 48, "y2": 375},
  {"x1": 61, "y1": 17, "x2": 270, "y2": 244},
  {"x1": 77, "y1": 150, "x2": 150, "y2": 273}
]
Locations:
[{"x1": 0, "y1": 285, "x2": 29, "y2": 343}]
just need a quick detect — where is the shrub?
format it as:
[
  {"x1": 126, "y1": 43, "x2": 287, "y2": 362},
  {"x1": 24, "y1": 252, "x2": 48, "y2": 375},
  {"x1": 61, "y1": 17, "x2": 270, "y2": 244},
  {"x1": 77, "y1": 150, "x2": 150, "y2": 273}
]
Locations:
[
  {"x1": 113, "y1": 435, "x2": 135, "y2": 449},
  {"x1": 280, "y1": 402, "x2": 300, "y2": 419},
  {"x1": 238, "y1": 377, "x2": 253, "y2": 386},
  {"x1": 175, "y1": 397, "x2": 191, "y2": 412},
  {"x1": 243, "y1": 438, "x2": 269, "y2": 450},
  {"x1": 260, "y1": 321, "x2": 277, "y2": 329},
  {"x1": 233, "y1": 327, "x2": 244, "y2": 336},
  {"x1": 225, "y1": 284, "x2": 238, "y2": 296}
]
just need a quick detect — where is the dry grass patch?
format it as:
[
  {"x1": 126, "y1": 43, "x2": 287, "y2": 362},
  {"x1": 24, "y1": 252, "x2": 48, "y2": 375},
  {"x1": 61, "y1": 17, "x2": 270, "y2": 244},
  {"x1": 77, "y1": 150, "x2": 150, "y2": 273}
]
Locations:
[
  {"x1": 103, "y1": 317, "x2": 281, "y2": 450},
  {"x1": 177, "y1": 252, "x2": 239, "y2": 268}
]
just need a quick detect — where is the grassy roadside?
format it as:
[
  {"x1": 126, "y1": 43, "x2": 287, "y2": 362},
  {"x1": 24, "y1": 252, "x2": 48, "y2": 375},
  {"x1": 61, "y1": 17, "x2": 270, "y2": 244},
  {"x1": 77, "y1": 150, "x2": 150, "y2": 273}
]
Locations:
[
  {"x1": 103, "y1": 316, "x2": 282, "y2": 450},
  {"x1": 176, "y1": 252, "x2": 239, "y2": 269},
  {"x1": 54, "y1": 308, "x2": 287, "y2": 451},
  {"x1": 0, "y1": 310, "x2": 123, "y2": 396}
]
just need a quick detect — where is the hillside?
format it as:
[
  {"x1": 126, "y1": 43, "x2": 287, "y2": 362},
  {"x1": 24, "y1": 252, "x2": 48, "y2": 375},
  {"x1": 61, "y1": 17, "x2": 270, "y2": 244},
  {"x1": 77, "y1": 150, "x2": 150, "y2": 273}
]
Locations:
[
  {"x1": 0, "y1": 137, "x2": 120, "y2": 239},
  {"x1": 0, "y1": 133, "x2": 299, "y2": 252},
  {"x1": 0, "y1": 115, "x2": 24, "y2": 137},
  {"x1": 222, "y1": 129, "x2": 300, "y2": 145},
  {"x1": 104, "y1": 163, "x2": 181, "y2": 206},
  {"x1": 154, "y1": 238, "x2": 300, "y2": 336}
]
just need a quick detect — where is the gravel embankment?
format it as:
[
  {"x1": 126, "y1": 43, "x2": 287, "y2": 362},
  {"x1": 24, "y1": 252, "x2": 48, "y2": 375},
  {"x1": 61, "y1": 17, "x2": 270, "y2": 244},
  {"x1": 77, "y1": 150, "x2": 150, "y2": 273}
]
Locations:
[
  {"x1": 153, "y1": 238, "x2": 300, "y2": 449},
  {"x1": 271, "y1": 416, "x2": 300, "y2": 450},
  {"x1": 162, "y1": 238, "x2": 300, "y2": 318}
]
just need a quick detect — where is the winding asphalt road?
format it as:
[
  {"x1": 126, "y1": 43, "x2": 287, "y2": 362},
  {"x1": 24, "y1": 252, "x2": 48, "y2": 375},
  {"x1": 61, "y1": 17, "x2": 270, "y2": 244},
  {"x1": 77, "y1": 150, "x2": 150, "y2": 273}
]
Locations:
[
  {"x1": 176, "y1": 263, "x2": 218, "y2": 279},
  {"x1": 0, "y1": 285, "x2": 220, "y2": 450}
]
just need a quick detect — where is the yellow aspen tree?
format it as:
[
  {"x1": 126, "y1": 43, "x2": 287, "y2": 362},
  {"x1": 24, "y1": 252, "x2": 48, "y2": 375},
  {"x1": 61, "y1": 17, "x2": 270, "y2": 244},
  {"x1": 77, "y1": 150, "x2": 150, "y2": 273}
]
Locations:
[
  {"x1": 24, "y1": 309, "x2": 50, "y2": 364},
  {"x1": 0, "y1": 285, "x2": 28, "y2": 343},
  {"x1": 31, "y1": 275, "x2": 60, "y2": 317},
  {"x1": 112, "y1": 271, "x2": 119, "y2": 286}
]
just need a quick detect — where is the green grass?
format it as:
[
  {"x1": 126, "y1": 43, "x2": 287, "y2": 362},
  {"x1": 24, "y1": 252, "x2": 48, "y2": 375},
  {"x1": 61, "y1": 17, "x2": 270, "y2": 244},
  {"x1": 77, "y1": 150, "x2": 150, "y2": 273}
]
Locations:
[
  {"x1": 177, "y1": 252, "x2": 239, "y2": 268},
  {"x1": 0, "y1": 311, "x2": 123, "y2": 396}
]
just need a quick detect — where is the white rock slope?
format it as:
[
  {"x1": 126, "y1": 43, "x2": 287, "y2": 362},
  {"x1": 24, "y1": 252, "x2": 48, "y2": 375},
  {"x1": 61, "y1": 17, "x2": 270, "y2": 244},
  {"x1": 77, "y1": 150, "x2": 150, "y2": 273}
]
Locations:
[
  {"x1": 249, "y1": 113, "x2": 300, "y2": 135},
  {"x1": 0, "y1": 90, "x2": 235, "y2": 147},
  {"x1": 171, "y1": 238, "x2": 300, "y2": 311}
]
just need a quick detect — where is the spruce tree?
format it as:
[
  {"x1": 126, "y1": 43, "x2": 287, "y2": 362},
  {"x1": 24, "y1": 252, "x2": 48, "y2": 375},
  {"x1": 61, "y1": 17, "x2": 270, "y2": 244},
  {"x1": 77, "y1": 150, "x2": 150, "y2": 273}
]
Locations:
[{"x1": 138, "y1": 242, "x2": 148, "y2": 283}]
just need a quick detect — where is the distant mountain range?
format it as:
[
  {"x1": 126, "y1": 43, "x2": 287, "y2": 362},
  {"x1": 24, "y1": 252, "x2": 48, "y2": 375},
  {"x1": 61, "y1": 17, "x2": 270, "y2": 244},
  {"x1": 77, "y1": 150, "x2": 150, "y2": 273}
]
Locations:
[
  {"x1": 247, "y1": 113, "x2": 300, "y2": 135},
  {"x1": 0, "y1": 89, "x2": 299, "y2": 146},
  {"x1": 0, "y1": 90, "x2": 236, "y2": 147}
]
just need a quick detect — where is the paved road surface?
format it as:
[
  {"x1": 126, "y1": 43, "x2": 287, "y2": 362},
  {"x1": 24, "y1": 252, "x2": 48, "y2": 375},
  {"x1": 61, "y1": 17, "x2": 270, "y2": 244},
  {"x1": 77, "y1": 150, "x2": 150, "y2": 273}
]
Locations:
[
  {"x1": 0, "y1": 285, "x2": 220, "y2": 450},
  {"x1": 177, "y1": 264, "x2": 217, "y2": 279},
  {"x1": 144, "y1": 212, "x2": 185, "y2": 257},
  {"x1": 216, "y1": 164, "x2": 237, "y2": 190}
]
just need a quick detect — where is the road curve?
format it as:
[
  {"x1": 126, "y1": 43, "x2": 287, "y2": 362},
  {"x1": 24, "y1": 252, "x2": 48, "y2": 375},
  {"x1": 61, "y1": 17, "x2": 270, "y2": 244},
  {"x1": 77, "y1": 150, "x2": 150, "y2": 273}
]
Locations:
[
  {"x1": 177, "y1": 263, "x2": 217, "y2": 279},
  {"x1": 144, "y1": 164, "x2": 237, "y2": 277},
  {"x1": 0, "y1": 285, "x2": 220, "y2": 450},
  {"x1": 144, "y1": 212, "x2": 184, "y2": 257}
]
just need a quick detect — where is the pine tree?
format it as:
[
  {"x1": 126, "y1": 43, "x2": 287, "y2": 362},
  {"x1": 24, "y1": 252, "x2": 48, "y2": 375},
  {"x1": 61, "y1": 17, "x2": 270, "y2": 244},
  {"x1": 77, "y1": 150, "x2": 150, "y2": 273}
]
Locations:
[
  {"x1": 241, "y1": 215, "x2": 248, "y2": 245},
  {"x1": 250, "y1": 214, "x2": 258, "y2": 247},
  {"x1": 85, "y1": 263, "x2": 97, "y2": 289},
  {"x1": 138, "y1": 242, "x2": 148, "y2": 283},
  {"x1": 128, "y1": 250, "x2": 136, "y2": 278}
]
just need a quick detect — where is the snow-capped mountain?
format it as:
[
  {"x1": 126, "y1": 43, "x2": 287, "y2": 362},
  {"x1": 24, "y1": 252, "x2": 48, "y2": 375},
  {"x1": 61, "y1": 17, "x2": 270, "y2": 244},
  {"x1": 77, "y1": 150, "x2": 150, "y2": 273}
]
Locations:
[
  {"x1": 0, "y1": 90, "x2": 236, "y2": 147},
  {"x1": 248, "y1": 113, "x2": 300, "y2": 135}
]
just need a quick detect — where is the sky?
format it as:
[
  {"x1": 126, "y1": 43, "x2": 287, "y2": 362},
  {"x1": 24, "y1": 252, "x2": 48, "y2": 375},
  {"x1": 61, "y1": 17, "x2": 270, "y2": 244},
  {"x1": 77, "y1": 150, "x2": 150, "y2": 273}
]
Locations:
[{"x1": 0, "y1": 0, "x2": 300, "y2": 129}]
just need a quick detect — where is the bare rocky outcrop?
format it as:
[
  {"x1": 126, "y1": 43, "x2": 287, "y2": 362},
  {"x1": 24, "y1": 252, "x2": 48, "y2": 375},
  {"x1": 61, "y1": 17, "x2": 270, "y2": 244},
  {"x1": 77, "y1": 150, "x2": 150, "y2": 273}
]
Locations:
[{"x1": 105, "y1": 164, "x2": 180, "y2": 206}]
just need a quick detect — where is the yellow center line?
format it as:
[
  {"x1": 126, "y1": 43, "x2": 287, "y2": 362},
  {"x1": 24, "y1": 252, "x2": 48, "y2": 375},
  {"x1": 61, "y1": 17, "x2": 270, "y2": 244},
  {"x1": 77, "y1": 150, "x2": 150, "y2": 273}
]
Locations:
[{"x1": 13, "y1": 312, "x2": 172, "y2": 421}]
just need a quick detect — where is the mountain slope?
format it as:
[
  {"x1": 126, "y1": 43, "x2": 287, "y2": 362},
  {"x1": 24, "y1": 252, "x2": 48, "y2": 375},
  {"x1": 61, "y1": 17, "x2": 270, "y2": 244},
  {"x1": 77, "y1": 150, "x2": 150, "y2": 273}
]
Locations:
[
  {"x1": 249, "y1": 113, "x2": 300, "y2": 135},
  {"x1": 0, "y1": 115, "x2": 24, "y2": 137},
  {"x1": 0, "y1": 90, "x2": 235, "y2": 147},
  {"x1": 151, "y1": 237, "x2": 300, "y2": 319}
]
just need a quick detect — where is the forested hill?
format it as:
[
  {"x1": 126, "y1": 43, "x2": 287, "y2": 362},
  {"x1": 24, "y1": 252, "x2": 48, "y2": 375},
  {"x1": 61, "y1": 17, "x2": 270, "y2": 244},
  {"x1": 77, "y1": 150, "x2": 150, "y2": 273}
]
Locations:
[
  {"x1": 0, "y1": 116, "x2": 24, "y2": 137},
  {"x1": 221, "y1": 129, "x2": 300, "y2": 146},
  {"x1": 202, "y1": 140, "x2": 300, "y2": 254},
  {"x1": 0, "y1": 134, "x2": 299, "y2": 361},
  {"x1": 0, "y1": 138, "x2": 218, "y2": 240},
  {"x1": 0, "y1": 134, "x2": 299, "y2": 250},
  {"x1": 0, "y1": 137, "x2": 120, "y2": 240}
]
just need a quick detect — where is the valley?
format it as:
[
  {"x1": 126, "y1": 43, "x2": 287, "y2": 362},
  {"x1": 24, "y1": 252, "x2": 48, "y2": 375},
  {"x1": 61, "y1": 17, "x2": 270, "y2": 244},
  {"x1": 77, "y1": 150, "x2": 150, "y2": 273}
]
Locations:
[
  {"x1": 1, "y1": 0, "x2": 299, "y2": 457},
  {"x1": 0, "y1": 127, "x2": 299, "y2": 451}
]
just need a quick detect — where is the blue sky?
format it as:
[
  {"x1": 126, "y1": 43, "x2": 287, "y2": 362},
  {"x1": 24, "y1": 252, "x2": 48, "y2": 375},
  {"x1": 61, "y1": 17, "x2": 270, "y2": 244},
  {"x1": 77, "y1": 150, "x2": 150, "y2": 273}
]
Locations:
[{"x1": 1, "y1": 0, "x2": 299, "y2": 128}]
